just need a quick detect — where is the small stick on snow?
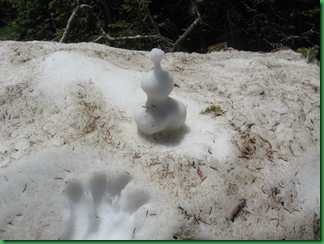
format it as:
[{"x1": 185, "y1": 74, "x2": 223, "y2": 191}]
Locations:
[
  {"x1": 197, "y1": 216, "x2": 210, "y2": 225},
  {"x1": 133, "y1": 153, "x2": 141, "y2": 159},
  {"x1": 261, "y1": 187, "x2": 268, "y2": 195},
  {"x1": 278, "y1": 156, "x2": 288, "y2": 162},
  {"x1": 230, "y1": 200, "x2": 246, "y2": 222},
  {"x1": 259, "y1": 135, "x2": 272, "y2": 149},
  {"x1": 270, "y1": 218, "x2": 279, "y2": 227},
  {"x1": 283, "y1": 207, "x2": 292, "y2": 214},
  {"x1": 209, "y1": 166, "x2": 218, "y2": 171},
  {"x1": 22, "y1": 183, "x2": 27, "y2": 193},
  {"x1": 197, "y1": 167, "x2": 207, "y2": 182},
  {"x1": 132, "y1": 228, "x2": 136, "y2": 239}
]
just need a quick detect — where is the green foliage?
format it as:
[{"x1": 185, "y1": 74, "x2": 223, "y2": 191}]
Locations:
[
  {"x1": 0, "y1": 22, "x2": 19, "y2": 40},
  {"x1": 297, "y1": 45, "x2": 319, "y2": 62},
  {"x1": 207, "y1": 42, "x2": 228, "y2": 53},
  {"x1": 200, "y1": 105, "x2": 223, "y2": 115},
  {"x1": 48, "y1": 0, "x2": 73, "y2": 25},
  {"x1": 0, "y1": 0, "x2": 319, "y2": 57},
  {"x1": 9, "y1": 0, "x2": 55, "y2": 40},
  {"x1": 105, "y1": 0, "x2": 156, "y2": 50}
]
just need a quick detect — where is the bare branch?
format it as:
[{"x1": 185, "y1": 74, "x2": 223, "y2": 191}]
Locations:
[
  {"x1": 94, "y1": 1, "x2": 173, "y2": 48},
  {"x1": 94, "y1": 34, "x2": 162, "y2": 43},
  {"x1": 60, "y1": 4, "x2": 92, "y2": 43},
  {"x1": 171, "y1": 0, "x2": 202, "y2": 52},
  {"x1": 94, "y1": 0, "x2": 203, "y2": 52}
]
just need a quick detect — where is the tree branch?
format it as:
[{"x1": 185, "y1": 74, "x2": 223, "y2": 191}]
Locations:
[
  {"x1": 94, "y1": 34, "x2": 162, "y2": 43},
  {"x1": 171, "y1": 1, "x2": 202, "y2": 52},
  {"x1": 60, "y1": 4, "x2": 92, "y2": 43},
  {"x1": 94, "y1": 1, "x2": 173, "y2": 46},
  {"x1": 95, "y1": 0, "x2": 202, "y2": 52}
]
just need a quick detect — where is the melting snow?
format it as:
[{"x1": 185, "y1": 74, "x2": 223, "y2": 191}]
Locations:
[{"x1": 0, "y1": 41, "x2": 320, "y2": 240}]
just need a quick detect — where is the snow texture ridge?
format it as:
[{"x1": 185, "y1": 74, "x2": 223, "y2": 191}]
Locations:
[{"x1": 0, "y1": 41, "x2": 320, "y2": 240}]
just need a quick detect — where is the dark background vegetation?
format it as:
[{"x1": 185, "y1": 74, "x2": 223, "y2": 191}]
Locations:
[{"x1": 0, "y1": 0, "x2": 320, "y2": 55}]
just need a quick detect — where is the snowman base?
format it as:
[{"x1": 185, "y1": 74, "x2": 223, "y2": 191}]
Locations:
[{"x1": 134, "y1": 97, "x2": 186, "y2": 135}]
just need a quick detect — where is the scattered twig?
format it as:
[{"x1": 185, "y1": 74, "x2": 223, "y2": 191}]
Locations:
[
  {"x1": 209, "y1": 166, "x2": 218, "y2": 171},
  {"x1": 230, "y1": 199, "x2": 246, "y2": 222},
  {"x1": 197, "y1": 167, "x2": 207, "y2": 182},
  {"x1": 278, "y1": 156, "x2": 288, "y2": 162},
  {"x1": 197, "y1": 216, "x2": 210, "y2": 225},
  {"x1": 133, "y1": 153, "x2": 141, "y2": 159},
  {"x1": 22, "y1": 183, "x2": 27, "y2": 193},
  {"x1": 283, "y1": 207, "x2": 292, "y2": 214},
  {"x1": 259, "y1": 135, "x2": 272, "y2": 149},
  {"x1": 149, "y1": 162, "x2": 161, "y2": 166},
  {"x1": 270, "y1": 218, "x2": 280, "y2": 227},
  {"x1": 132, "y1": 228, "x2": 136, "y2": 239},
  {"x1": 178, "y1": 206, "x2": 193, "y2": 218}
]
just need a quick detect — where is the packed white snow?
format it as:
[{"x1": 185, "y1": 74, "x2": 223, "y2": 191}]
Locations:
[
  {"x1": 0, "y1": 41, "x2": 320, "y2": 240},
  {"x1": 134, "y1": 48, "x2": 187, "y2": 135}
]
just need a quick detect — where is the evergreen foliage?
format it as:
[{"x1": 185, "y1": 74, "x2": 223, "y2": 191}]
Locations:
[{"x1": 0, "y1": 0, "x2": 319, "y2": 57}]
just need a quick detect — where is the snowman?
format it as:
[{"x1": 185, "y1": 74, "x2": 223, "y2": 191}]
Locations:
[{"x1": 134, "y1": 48, "x2": 187, "y2": 135}]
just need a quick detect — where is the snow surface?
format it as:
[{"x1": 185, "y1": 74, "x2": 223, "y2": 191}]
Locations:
[{"x1": 0, "y1": 41, "x2": 320, "y2": 240}]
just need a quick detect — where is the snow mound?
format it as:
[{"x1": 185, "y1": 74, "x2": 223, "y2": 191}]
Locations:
[{"x1": 0, "y1": 41, "x2": 320, "y2": 240}]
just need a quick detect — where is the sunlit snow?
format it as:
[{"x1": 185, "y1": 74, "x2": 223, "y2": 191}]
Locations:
[{"x1": 0, "y1": 41, "x2": 320, "y2": 240}]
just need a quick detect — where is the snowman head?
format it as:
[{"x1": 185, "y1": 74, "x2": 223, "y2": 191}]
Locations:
[{"x1": 150, "y1": 48, "x2": 165, "y2": 70}]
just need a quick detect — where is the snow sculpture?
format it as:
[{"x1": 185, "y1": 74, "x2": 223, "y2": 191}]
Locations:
[{"x1": 134, "y1": 48, "x2": 187, "y2": 135}]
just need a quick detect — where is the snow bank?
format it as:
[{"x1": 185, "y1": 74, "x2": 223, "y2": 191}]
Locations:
[{"x1": 0, "y1": 41, "x2": 320, "y2": 240}]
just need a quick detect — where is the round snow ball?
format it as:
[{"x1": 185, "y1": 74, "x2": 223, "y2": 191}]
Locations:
[{"x1": 150, "y1": 48, "x2": 165, "y2": 66}]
